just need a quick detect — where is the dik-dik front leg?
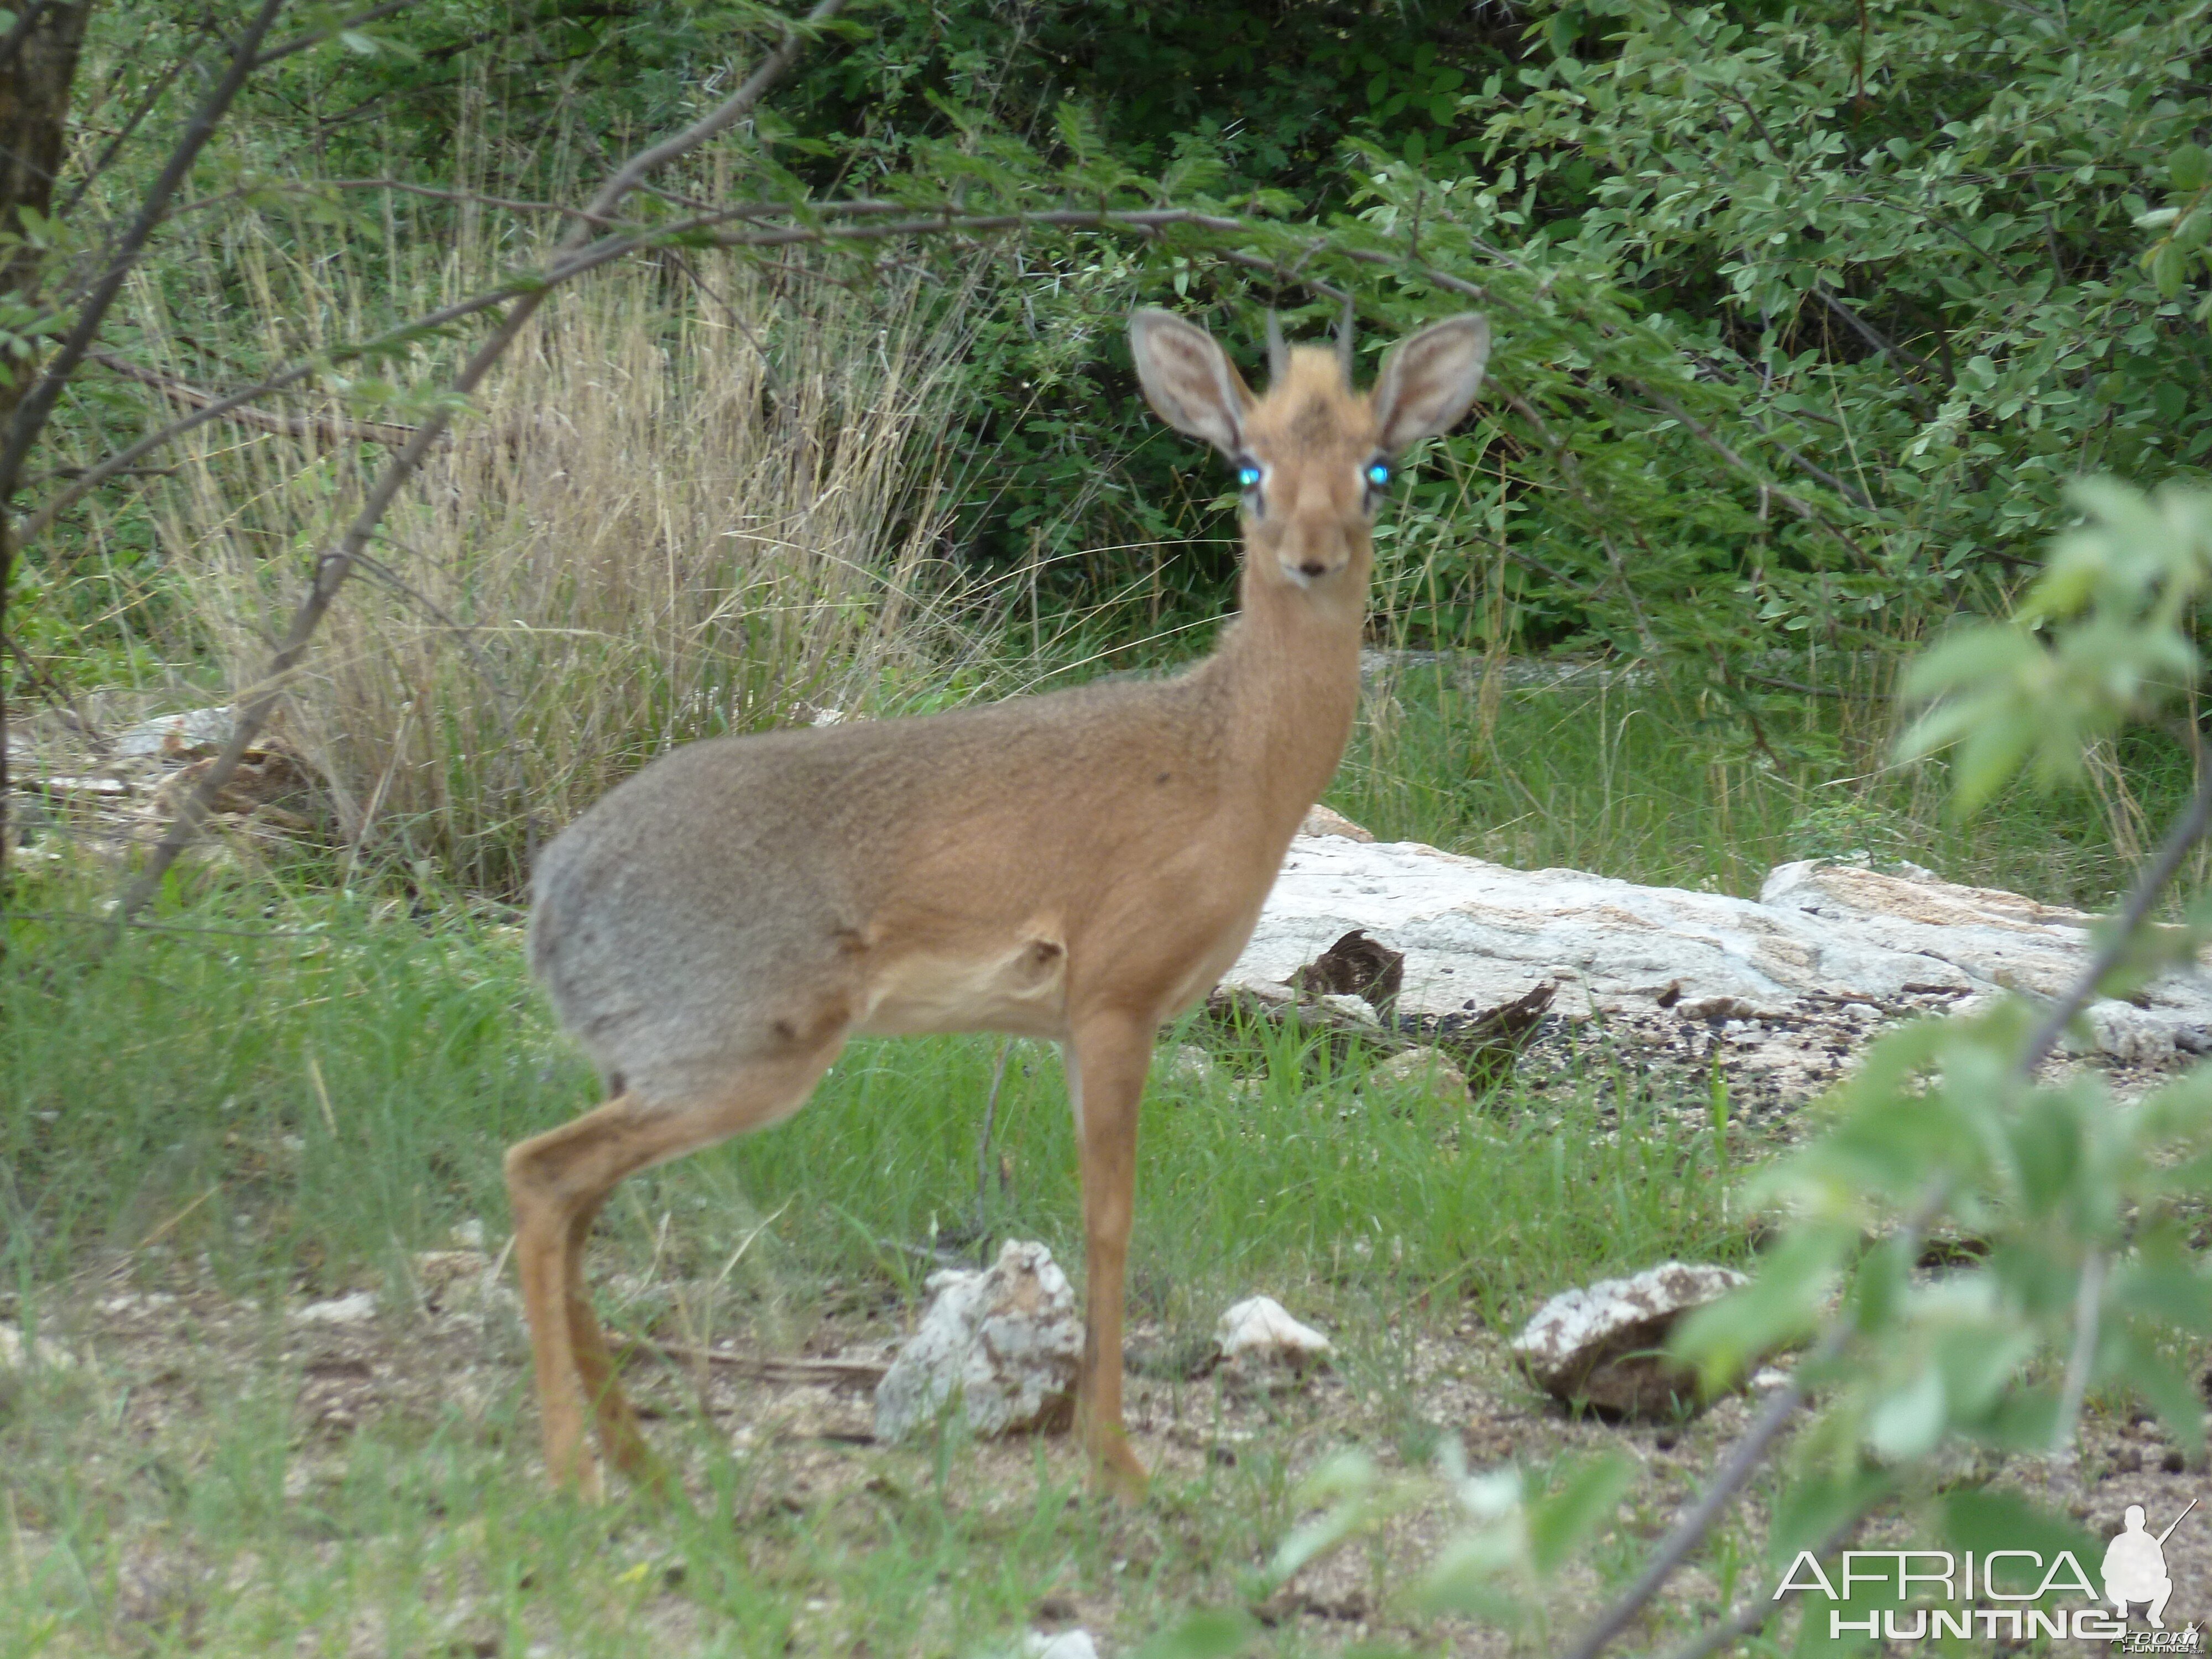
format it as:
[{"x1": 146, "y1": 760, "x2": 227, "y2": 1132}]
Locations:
[{"x1": 1066, "y1": 1009, "x2": 1155, "y2": 1501}]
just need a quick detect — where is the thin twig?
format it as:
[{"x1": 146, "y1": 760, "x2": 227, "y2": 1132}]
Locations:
[
  {"x1": 618, "y1": 1333, "x2": 888, "y2": 1388},
  {"x1": 0, "y1": 0, "x2": 290, "y2": 503},
  {"x1": 2047, "y1": 1246, "x2": 2106, "y2": 1488},
  {"x1": 59, "y1": 39, "x2": 204, "y2": 217},
  {"x1": 1561, "y1": 1184, "x2": 1939, "y2": 1659},
  {"x1": 0, "y1": 629, "x2": 109, "y2": 752},
  {"x1": 21, "y1": 203, "x2": 1240, "y2": 541},
  {"x1": 133, "y1": 1184, "x2": 220, "y2": 1251},
  {"x1": 1655, "y1": 1514, "x2": 1865, "y2": 1659}
]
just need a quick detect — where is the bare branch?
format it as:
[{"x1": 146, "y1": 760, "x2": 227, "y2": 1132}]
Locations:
[
  {"x1": 115, "y1": 0, "x2": 854, "y2": 921},
  {"x1": 1656, "y1": 1514, "x2": 1865, "y2": 1659},
  {"x1": 20, "y1": 202, "x2": 1228, "y2": 541},
  {"x1": 249, "y1": 0, "x2": 422, "y2": 69},
  {"x1": 87, "y1": 348, "x2": 421, "y2": 447},
  {"x1": 0, "y1": 0, "x2": 291, "y2": 505},
  {"x1": 59, "y1": 40, "x2": 204, "y2": 216}
]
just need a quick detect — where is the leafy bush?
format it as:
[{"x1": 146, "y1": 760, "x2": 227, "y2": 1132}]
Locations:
[{"x1": 1144, "y1": 479, "x2": 2212, "y2": 1655}]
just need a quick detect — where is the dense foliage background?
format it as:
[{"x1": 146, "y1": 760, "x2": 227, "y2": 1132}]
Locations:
[{"x1": 10, "y1": 0, "x2": 2212, "y2": 891}]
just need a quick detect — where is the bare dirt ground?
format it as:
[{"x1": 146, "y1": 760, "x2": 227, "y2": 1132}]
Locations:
[{"x1": 11, "y1": 1237, "x2": 2211, "y2": 1657}]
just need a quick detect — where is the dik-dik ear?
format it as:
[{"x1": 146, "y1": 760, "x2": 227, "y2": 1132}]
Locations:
[
  {"x1": 1129, "y1": 309, "x2": 1251, "y2": 457},
  {"x1": 1369, "y1": 314, "x2": 1491, "y2": 455}
]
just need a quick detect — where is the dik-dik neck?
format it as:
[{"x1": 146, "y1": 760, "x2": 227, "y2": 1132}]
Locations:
[{"x1": 1203, "y1": 562, "x2": 1367, "y2": 828}]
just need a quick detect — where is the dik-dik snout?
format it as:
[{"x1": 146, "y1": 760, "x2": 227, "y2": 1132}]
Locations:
[{"x1": 1239, "y1": 453, "x2": 1379, "y2": 589}]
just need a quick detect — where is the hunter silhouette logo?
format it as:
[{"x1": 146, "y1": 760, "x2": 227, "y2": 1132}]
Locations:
[
  {"x1": 1774, "y1": 1495, "x2": 2204, "y2": 1645},
  {"x1": 2106, "y1": 1501, "x2": 2195, "y2": 1630}
]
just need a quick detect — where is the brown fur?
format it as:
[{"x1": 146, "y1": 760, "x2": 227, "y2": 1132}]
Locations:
[{"x1": 509, "y1": 308, "x2": 1491, "y2": 1499}]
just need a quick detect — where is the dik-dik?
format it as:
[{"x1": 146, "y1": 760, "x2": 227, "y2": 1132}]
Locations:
[{"x1": 513, "y1": 306, "x2": 1491, "y2": 1498}]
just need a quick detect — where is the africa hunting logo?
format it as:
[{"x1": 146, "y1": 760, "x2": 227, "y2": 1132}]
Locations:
[{"x1": 1776, "y1": 1498, "x2": 2201, "y2": 1648}]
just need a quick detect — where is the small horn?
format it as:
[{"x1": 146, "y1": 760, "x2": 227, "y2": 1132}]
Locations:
[
  {"x1": 1335, "y1": 298, "x2": 1357, "y2": 382},
  {"x1": 1265, "y1": 309, "x2": 1290, "y2": 384}
]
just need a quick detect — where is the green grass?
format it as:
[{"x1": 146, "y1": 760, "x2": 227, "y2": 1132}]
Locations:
[
  {"x1": 1327, "y1": 659, "x2": 2196, "y2": 906},
  {"x1": 3, "y1": 871, "x2": 1739, "y2": 1326},
  {"x1": 2, "y1": 865, "x2": 1751, "y2": 1657},
  {"x1": 11, "y1": 656, "x2": 2176, "y2": 1656}
]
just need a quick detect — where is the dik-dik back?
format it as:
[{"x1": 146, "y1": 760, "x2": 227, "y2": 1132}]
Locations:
[{"x1": 528, "y1": 667, "x2": 1251, "y2": 1100}]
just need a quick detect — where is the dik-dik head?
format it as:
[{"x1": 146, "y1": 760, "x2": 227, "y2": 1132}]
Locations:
[{"x1": 1129, "y1": 307, "x2": 1490, "y2": 598}]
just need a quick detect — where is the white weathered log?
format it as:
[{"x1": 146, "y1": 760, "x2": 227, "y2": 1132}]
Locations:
[{"x1": 1226, "y1": 842, "x2": 2212, "y2": 1063}]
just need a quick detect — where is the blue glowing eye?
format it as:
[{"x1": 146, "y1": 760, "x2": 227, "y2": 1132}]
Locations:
[
  {"x1": 1237, "y1": 465, "x2": 1262, "y2": 489},
  {"x1": 1365, "y1": 461, "x2": 1392, "y2": 488}
]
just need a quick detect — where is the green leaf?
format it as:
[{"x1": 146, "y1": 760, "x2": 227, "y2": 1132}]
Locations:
[
  {"x1": 1939, "y1": 1488, "x2": 2098, "y2": 1582},
  {"x1": 1528, "y1": 1454, "x2": 1632, "y2": 1573},
  {"x1": 1133, "y1": 1609, "x2": 1255, "y2": 1659},
  {"x1": 1866, "y1": 1364, "x2": 1947, "y2": 1460},
  {"x1": 1672, "y1": 1226, "x2": 1843, "y2": 1389},
  {"x1": 1769, "y1": 1467, "x2": 1892, "y2": 1562},
  {"x1": 2173, "y1": 142, "x2": 2212, "y2": 193}
]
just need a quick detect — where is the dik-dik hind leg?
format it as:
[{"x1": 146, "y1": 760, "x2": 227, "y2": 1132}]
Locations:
[
  {"x1": 561, "y1": 1196, "x2": 657, "y2": 1486},
  {"x1": 505, "y1": 1045, "x2": 839, "y2": 1495},
  {"x1": 1066, "y1": 1009, "x2": 1157, "y2": 1501}
]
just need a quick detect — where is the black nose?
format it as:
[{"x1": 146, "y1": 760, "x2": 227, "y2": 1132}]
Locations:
[{"x1": 1299, "y1": 561, "x2": 1327, "y2": 578}]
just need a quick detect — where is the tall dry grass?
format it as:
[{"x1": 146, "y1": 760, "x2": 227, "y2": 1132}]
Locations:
[{"x1": 133, "y1": 239, "x2": 993, "y2": 890}]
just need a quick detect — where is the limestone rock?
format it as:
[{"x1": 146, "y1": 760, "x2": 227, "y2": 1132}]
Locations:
[
  {"x1": 294, "y1": 1291, "x2": 378, "y2": 1326},
  {"x1": 0, "y1": 1322, "x2": 75, "y2": 1371},
  {"x1": 1020, "y1": 1632, "x2": 1099, "y2": 1659},
  {"x1": 873, "y1": 1240, "x2": 1081, "y2": 1443},
  {"x1": 1512, "y1": 1263, "x2": 1747, "y2": 1417},
  {"x1": 1369, "y1": 1045, "x2": 1469, "y2": 1102},
  {"x1": 1214, "y1": 1296, "x2": 1333, "y2": 1369},
  {"x1": 1157, "y1": 1045, "x2": 1218, "y2": 1089},
  {"x1": 113, "y1": 707, "x2": 234, "y2": 761},
  {"x1": 1298, "y1": 803, "x2": 1375, "y2": 842}
]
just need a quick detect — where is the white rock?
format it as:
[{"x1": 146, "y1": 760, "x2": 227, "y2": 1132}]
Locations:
[
  {"x1": 1298, "y1": 803, "x2": 1376, "y2": 842},
  {"x1": 113, "y1": 707, "x2": 234, "y2": 760},
  {"x1": 1369, "y1": 1046, "x2": 1468, "y2": 1100},
  {"x1": 1021, "y1": 1632, "x2": 1099, "y2": 1659},
  {"x1": 1222, "y1": 843, "x2": 2212, "y2": 1065},
  {"x1": 873, "y1": 1240, "x2": 1081, "y2": 1443},
  {"x1": 1157, "y1": 1045, "x2": 1217, "y2": 1088},
  {"x1": 1512, "y1": 1263, "x2": 1747, "y2": 1417},
  {"x1": 0, "y1": 1322, "x2": 75, "y2": 1371},
  {"x1": 1314, "y1": 992, "x2": 1379, "y2": 1026},
  {"x1": 1214, "y1": 1296, "x2": 1332, "y2": 1367},
  {"x1": 294, "y1": 1291, "x2": 378, "y2": 1326},
  {"x1": 412, "y1": 1250, "x2": 505, "y2": 1313}
]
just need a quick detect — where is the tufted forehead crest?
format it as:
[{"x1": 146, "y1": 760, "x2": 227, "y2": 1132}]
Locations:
[{"x1": 1249, "y1": 345, "x2": 1370, "y2": 448}]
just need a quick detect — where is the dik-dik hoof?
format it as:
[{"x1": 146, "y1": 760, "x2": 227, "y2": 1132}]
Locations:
[{"x1": 1088, "y1": 1430, "x2": 1151, "y2": 1504}]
